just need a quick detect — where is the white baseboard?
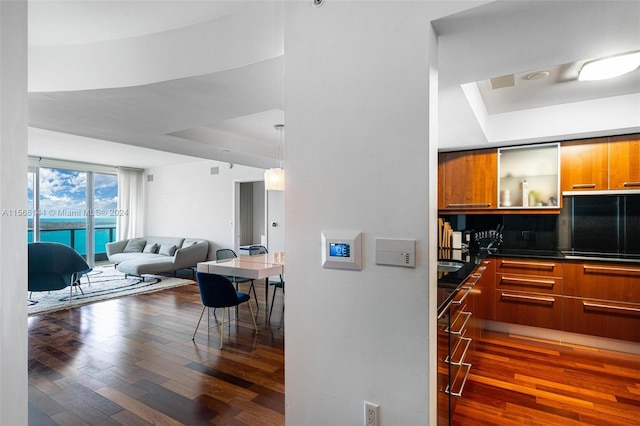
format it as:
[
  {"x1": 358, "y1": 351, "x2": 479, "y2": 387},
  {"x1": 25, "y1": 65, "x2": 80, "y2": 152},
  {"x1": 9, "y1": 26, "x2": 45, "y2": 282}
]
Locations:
[{"x1": 484, "y1": 320, "x2": 640, "y2": 355}]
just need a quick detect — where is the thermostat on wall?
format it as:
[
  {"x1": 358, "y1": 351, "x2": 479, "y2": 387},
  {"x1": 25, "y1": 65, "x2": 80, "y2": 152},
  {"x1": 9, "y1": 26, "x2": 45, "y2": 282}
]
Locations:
[{"x1": 321, "y1": 231, "x2": 363, "y2": 270}]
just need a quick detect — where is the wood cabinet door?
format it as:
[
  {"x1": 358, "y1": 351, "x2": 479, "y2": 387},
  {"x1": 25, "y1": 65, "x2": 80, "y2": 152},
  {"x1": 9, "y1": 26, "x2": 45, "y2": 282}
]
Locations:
[
  {"x1": 440, "y1": 149, "x2": 497, "y2": 210},
  {"x1": 473, "y1": 260, "x2": 495, "y2": 321},
  {"x1": 564, "y1": 297, "x2": 640, "y2": 342},
  {"x1": 560, "y1": 138, "x2": 609, "y2": 191},
  {"x1": 495, "y1": 291, "x2": 562, "y2": 330},
  {"x1": 438, "y1": 153, "x2": 446, "y2": 209},
  {"x1": 609, "y1": 134, "x2": 640, "y2": 190},
  {"x1": 563, "y1": 262, "x2": 640, "y2": 304}
]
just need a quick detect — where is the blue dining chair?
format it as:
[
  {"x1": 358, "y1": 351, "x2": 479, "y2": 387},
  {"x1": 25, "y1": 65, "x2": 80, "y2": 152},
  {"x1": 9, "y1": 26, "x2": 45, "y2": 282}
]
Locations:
[
  {"x1": 216, "y1": 248, "x2": 258, "y2": 310},
  {"x1": 192, "y1": 272, "x2": 258, "y2": 348}
]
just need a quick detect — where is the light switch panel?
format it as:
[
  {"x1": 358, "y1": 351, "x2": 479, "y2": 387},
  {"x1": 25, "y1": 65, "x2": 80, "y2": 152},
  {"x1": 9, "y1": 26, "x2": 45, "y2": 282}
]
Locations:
[{"x1": 375, "y1": 238, "x2": 416, "y2": 268}]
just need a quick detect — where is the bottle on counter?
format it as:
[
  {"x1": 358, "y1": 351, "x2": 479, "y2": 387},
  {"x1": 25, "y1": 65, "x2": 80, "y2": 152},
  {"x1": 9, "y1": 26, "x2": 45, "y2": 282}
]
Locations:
[{"x1": 520, "y1": 180, "x2": 529, "y2": 207}]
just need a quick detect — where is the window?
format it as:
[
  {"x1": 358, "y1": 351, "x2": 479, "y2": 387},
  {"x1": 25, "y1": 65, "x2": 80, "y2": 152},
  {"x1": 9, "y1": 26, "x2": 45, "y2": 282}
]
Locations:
[{"x1": 28, "y1": 160, "x2": 119, "y2": 266}]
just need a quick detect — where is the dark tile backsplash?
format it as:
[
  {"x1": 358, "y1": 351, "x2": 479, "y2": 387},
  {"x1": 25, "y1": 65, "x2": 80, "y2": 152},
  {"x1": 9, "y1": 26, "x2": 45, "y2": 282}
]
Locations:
[{"x1": 441, "y1": 194, "x2": 639, "y2": 254}]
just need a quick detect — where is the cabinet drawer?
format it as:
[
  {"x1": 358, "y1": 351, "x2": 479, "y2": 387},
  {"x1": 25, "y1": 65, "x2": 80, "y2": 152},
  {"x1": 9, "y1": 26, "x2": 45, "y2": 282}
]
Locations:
[
  {"x1": 496, "y1": 258, "x2": 563, "y2": 277},
  {"x1": 564, "y1": 297, "x2": 640, "y2": 342},
  {"x1": 496, "y1": 274, "x2": 562, "y2": 295},
  {"x1": 564, "y1": 262, "x2": 640, "y2": 303},
  {"x1": 495, "y1": 291, "x2": 562, "y2": 330}
]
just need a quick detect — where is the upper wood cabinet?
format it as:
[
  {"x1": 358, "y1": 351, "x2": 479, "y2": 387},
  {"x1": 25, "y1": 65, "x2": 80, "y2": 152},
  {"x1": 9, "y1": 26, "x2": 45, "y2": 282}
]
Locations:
[
  {"x1": 438, "y1": 149, "x2": 497, "y2": 211},
  {"x1": 561, "y1": 133, "x2": 640, "y2": 192},
  {"x1": 609, "y1": 134, "x2": 640, "y2": 190},
  {"x1": 560, "y1": 137, "x2": 609, "y2": 191}
]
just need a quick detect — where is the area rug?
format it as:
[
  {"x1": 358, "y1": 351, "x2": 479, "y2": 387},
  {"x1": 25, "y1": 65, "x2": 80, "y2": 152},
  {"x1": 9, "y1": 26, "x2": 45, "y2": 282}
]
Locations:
[{"x1": 28, "y1": 265, "x2": 195, "y2": 316}]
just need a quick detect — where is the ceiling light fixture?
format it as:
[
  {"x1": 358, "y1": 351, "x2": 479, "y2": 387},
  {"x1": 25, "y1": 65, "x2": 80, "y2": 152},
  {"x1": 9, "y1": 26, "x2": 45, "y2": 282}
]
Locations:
[
  {"x1": 578, "y1": 50, "x2": 640, "y2": 81},
  {"x1": 264, "y1": 124, "x2": 285, "y2": 191},
  {"x1": 525, "y1": 71, "x2": 550, "y2": 80}
]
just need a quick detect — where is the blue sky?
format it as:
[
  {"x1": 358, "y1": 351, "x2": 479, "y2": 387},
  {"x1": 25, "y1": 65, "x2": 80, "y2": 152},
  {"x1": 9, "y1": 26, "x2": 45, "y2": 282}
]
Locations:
[{"x1": 28, "y1": 168, "x2": 118, "y2": 219}]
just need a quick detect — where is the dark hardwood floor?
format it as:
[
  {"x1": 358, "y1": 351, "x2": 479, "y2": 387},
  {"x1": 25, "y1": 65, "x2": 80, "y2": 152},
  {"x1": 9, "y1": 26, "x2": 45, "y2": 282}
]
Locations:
[
  {"x1": 28, "y1": 277, "x2": 285, "y2": 425},
  {"x1": 29, "y1": 277, "x2": 639, "y2": 425}
]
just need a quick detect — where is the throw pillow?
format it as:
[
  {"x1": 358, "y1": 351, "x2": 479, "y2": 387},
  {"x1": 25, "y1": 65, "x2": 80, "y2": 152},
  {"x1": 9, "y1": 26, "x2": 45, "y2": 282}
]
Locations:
[
  {"x1": 159, "y1": 244, "x2": 177, "y2": 256},
  {"x1": 182, "y1": 240, "x2": 199, "y2": 249},
  {"x1": 143, "y1": 243, "x2": 158, "y2": 253},
  {"x1": 123, "y1": 239, "x2": 146, "y2": 253}
]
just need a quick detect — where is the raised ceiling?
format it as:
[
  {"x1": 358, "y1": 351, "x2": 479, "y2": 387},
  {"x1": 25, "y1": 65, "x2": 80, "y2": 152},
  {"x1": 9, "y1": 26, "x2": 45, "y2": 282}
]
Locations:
[{"x1": 27, "y1": 1, "x2": 640, "y2": 168}]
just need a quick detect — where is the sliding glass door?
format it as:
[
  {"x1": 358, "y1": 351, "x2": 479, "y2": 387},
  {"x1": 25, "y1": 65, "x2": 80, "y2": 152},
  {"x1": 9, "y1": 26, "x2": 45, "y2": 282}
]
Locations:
[{"x1": 28, "y1": 163, "x2": 118, "y2": 266}]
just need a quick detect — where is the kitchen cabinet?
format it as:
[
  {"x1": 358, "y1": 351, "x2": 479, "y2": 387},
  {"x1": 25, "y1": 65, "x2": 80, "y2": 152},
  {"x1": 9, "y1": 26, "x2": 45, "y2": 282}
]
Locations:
[
  {"x1": 609, "y1": 134, "x2": 640, "y2": 190},
  {"x1": 498, "y1": 143, "x2": 560, "y2": 209},
  {"x1": 563, "y1": 262, "x2": 640, "y2": 342},
  {"x1": 494, "y1": 257, "x2": 563, "y2": 330},
  {"x1": 439, "y1": 149, "x2": 497, "y2": 211},
  {"x1": 561, "y1": 133, "x2": 640, "y2": 192},
  {"x1": 560, "y1": 137, "x2": 609, "y2": 191},
  {"x1": 438, "y1": 270, "x2": 481, "y2": 425},
  {"x1": 468, "y1": 259, "x2": 495, "y2": 350}
]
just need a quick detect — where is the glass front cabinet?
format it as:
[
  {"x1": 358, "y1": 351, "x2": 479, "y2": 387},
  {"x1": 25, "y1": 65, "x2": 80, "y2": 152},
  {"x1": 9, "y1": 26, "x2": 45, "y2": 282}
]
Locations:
[{"x1": 498, "y1": 143, "x2": 560, "y2": 209}]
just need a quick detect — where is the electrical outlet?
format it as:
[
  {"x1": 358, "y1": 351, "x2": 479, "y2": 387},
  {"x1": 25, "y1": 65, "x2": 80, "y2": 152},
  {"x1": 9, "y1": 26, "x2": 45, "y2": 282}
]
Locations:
[{"x1": 364, "y1": 401, "x2": 379, "y2": 426}]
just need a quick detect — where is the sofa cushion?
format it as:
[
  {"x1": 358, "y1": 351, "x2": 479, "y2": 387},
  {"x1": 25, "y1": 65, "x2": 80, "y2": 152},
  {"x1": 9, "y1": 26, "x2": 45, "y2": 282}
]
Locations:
[
  {"x1": 158, "y1": 244, "x2": 177, "y2": 256},
  {"x1": 109, "y1": 252, "x2": 165, "y2": 264},
  {"x1": 143, "y1": 243, "x2": 158, "y2": 253},
  {"x1": 123, "y1": 239, "x2": 146, "y2": 253},
  {"x1": 181, "y1": 240, "x2": 200, "y2": 249},
  {"x1": 117, "y1": 258, "x2": 177, "y2": 275}
]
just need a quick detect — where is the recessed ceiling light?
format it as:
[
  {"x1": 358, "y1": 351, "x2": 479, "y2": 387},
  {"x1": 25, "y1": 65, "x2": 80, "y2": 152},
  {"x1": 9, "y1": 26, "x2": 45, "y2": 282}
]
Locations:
[
  {"x1": 525, "y1": 71, "x2": 550, "y2": 80},
  {"x1": 579, "y1": 50, "x2": 640, "y2": 81}
]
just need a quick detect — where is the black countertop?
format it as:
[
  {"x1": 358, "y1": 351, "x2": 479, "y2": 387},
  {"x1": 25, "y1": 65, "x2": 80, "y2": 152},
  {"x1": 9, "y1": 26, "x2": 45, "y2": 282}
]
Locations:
[{"x1": 436, "y1": 247, "x2": 640, "y2": 314}]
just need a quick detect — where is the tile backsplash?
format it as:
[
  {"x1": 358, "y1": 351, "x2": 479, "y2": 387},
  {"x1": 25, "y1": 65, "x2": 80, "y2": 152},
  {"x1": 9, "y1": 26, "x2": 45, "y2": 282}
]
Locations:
[{"x1": 441, "y1": 193, "x2": 639, "y2": 254}]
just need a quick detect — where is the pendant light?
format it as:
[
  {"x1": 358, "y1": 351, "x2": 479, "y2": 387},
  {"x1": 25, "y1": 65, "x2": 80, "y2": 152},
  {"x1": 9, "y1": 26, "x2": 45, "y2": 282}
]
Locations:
[{"x1": 265, "y1": 124, "x2": 285, "y2": 191}]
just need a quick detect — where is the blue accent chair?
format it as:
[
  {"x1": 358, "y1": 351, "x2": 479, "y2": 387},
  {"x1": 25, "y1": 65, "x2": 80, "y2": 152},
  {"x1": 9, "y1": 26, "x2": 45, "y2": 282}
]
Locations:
[
  {"x1": 28, "y1": 242, "x2": 92, "y2": 307},
  {"x1": 192, "y1": 272, "x2": 258, "y2": 348}
]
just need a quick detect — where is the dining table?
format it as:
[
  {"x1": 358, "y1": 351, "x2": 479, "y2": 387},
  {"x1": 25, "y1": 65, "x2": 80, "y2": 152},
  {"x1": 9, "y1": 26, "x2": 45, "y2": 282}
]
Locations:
[{"x1": 197, "y1": 251, "x2": 284, "y2": 311}]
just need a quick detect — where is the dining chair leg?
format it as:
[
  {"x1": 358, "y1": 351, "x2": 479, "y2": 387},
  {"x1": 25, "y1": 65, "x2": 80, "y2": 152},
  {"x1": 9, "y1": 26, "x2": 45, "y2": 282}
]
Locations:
[
  {"x1": 248, "y1": 299, "x2": 259, "y2": 335},
  {"x1": 219, "y1": 307, "x2": 226, "y2": 349},
  {"x1": 268, "y1": 286, "x2": 277, "y2": 323},
  {"x1": 192, "y1": 306, "x2": 206, "y2": 340},
  {"x1": 249, "y1": 280, "x2": 259, "y2": 312}
]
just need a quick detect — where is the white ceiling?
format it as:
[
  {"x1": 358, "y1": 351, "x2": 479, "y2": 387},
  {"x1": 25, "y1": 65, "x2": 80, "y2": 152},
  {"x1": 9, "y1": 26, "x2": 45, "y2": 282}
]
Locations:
[
  {"x1": 434, "y1": 1, "x2": 640, "y2": 150},
  {"x1": 27, "y1": 1, "x2": 640, "y2": 169}
]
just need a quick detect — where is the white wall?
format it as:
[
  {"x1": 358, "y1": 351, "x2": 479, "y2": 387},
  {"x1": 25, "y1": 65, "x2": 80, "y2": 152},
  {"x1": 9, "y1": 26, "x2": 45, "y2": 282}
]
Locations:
[
  {"x1": 266, "y1": 189, "x2": 284, "y2": 252},
  {"x1": 283, "y1": 2, "x2": 471, "y2": 425},
  {"x1": 0, "y1": 1, "x2": 28, "y2": 424},
  {"x1": 144, "y1": 160, "x2": 265, "y2": 259}
]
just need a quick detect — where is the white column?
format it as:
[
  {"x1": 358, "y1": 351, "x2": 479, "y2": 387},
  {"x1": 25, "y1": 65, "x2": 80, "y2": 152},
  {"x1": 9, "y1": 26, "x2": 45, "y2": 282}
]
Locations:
[{"x1": 0, "y1": 1, "x2": 28, "y2": 424}]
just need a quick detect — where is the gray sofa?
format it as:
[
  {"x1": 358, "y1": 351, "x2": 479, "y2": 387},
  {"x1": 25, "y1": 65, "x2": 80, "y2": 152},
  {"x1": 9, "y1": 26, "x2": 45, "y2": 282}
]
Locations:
[{"x1": 106, "y1": 236, "x2": 209, "y2": 277}]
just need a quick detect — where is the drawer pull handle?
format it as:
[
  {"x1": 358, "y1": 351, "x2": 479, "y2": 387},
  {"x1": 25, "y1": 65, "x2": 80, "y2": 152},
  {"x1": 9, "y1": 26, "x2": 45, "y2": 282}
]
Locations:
[
  {"x1": 572, "y1": 183, "x2": 596, "y2": 189},
  {"x1": 623, "y1": 182, "x2": 640, "y2": 187},
  {"x1": 501, "y1": 260, "x2": 556, "y2": 269},
  {"x1": 445, "y1": 337, "x2": 472, "y2": 366},
  {"x1": 501, "y1": 292, "x2": 555, "y2": 304},
  {"x1": 445, "y1": 362, "x2": 472, "y2": 397},
  {"x1": 447, "y1": 203, "x2": 492, "y2": 208},
  {"x1": 500, "y1": 276, "x2": 555, "y2": 288},
  {"x1": 446, "y1": 311, "x2": 471, "y2": 335},
  {"x1": 452, "y1": 286, "x2": 472, "y2": 305},
  {"x1": 583, "y1": 301, "x2": 640, "y2": 316},
  {"x1": 583, "y1": 265, "x2": 640, "y2": 275}
]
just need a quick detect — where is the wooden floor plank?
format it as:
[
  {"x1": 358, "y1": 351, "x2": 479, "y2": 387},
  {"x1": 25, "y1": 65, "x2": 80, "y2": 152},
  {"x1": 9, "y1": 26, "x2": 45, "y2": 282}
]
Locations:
[{"x1": 29, "y1": 279, "x2": 639, "y2": 425}]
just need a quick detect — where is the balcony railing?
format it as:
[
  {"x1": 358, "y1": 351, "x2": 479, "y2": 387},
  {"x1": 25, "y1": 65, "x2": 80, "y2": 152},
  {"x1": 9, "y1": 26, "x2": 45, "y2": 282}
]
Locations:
[{"x1": 28, "y1": 226, "x2": 117, "y2": 261}]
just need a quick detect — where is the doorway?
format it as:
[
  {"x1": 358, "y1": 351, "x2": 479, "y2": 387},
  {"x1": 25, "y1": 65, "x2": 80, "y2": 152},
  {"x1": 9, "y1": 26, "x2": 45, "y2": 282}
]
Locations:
[{"x1": 234, "y1": 180, "x2": 266, "y2": 252}]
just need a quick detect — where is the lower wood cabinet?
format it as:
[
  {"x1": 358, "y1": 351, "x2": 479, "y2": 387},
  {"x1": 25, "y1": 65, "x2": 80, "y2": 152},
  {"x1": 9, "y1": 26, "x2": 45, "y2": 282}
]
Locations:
[
  {"x1": 494, "y1": 257, "x2": 563, "y2": 330},
  {"x1": 495, "y1": 291, "x2": 563, "y2": 330},
  {"x1": 563, "y1": 297, "x2": 640, "y2": 341},
  {"x1": 563, "y1": 262, "x2": 640, "y2": 342},
  {"x1": 489, "y1": 257, "x2": 640, "y2": 342}
]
